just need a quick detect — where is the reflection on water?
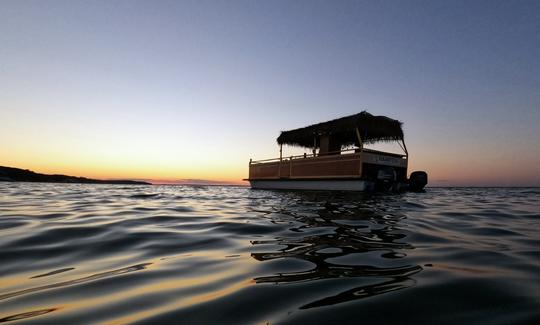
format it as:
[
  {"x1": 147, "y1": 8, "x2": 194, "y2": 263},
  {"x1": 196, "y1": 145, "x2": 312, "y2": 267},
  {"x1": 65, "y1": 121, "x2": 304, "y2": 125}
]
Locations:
[
  {"x1": 0, "y1": 184, "x2": 539, "y2": 324},
  {"x1": 250, "y1": 192, "x2": 422, "y2": 308},
  {"x1": 0, "y1": 263, "x2": 152, "y2": 301},
  {"x1": 300, "y1": 277, "x2": 417, "y2": 309},
  {"x1": 0, "y1": 308, "x2": 58, "y2": 323}
]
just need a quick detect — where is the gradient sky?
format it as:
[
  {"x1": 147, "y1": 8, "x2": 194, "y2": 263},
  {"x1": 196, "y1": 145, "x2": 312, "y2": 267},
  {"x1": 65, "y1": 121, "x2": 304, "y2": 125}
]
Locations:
[{"x1": 1, "y1": 0, "x2": 539, "y2": 186}]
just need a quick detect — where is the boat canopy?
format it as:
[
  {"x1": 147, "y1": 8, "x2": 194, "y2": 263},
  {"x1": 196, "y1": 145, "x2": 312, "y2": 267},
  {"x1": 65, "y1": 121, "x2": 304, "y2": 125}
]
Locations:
[{"x1": 276, "y1": 111, "x2": 404, "y2": 148}]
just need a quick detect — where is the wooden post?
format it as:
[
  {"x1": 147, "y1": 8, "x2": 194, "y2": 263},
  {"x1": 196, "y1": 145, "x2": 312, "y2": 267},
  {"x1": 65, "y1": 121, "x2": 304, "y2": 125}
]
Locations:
[
  {"x1": 355, "y1": 127, "x2": 364, "y2": 176},
  {"x1": 289, "y1": 156, "x2": 293, "y2": 177},
  {"x1": 402, "y1": 139, "x2": 409, "y2": 157},
  {"x1": 313, "y1": 134, "x2": 317, "y2": 157},
  {"x1": 355, "y1": 127, "x2": 363, "y2": 152},
  {"x1": 402, "y1": 139, "x2": 409, "y2": 177},
  {"x1": 278, "y1": 144, "x2": 282, "y2": 178}
]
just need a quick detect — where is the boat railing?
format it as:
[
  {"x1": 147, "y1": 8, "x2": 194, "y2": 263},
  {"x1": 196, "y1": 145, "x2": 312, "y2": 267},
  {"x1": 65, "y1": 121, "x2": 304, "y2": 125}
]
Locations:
[
  {"x1": 249, "y1": 148, "x2": 405, "y2": 165},
  {"x1": 249, "y1": 148, "x2": 356, "y2": 164}
]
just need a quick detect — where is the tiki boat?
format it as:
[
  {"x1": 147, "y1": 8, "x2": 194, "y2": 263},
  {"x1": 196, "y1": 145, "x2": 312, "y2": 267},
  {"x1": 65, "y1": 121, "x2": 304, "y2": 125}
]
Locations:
[{"x1": 246, "y1": 111, "x2": 427, "y2": 192}]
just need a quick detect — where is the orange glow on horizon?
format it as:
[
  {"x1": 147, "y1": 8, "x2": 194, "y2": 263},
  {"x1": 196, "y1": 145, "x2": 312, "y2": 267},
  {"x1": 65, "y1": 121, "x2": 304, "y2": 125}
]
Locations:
[
  {"x1": 1, "y1": 132, "x2": 539, "y2": 187},
  {"x1": 0, "y1": 157, "x2": 248, "y2": 185}
]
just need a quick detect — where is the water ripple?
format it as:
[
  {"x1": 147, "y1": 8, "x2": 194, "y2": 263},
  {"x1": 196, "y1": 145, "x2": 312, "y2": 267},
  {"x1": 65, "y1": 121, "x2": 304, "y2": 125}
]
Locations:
[
  {"x1": 0, "y1": 184, "x2": 539, "y2": 324},
  {"x1": 0, "y1": 263, "x2": 152, "y2": 301}
]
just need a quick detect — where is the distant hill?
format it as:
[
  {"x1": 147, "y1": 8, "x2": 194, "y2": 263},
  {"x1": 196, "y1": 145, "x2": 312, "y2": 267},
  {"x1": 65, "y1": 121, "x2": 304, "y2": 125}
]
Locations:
[{"x1": 0, "y1": 166, "x2": 150, "y2": 185}]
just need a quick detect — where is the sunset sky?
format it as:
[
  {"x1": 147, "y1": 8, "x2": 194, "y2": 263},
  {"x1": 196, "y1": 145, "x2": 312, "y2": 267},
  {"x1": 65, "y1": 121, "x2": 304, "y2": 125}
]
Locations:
[{"x1": 1, "y1": 0, "x2": 539, "y2": 186}]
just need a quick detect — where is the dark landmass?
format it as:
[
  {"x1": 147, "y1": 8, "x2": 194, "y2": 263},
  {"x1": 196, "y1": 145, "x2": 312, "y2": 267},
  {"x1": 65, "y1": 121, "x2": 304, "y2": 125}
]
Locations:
[{"x1": 0, "y1": 166, "x2": 150, "y2": 185}]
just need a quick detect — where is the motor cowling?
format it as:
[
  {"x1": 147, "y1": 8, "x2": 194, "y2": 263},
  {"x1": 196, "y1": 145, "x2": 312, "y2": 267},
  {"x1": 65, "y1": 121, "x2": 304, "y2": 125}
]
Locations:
[{"x1": 409, "y1": 171, "x2": 428, "y2": 192}]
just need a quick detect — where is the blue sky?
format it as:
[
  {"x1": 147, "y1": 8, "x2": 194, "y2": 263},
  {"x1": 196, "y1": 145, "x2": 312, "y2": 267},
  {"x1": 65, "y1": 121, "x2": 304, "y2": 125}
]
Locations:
[{"x1": 1, "y1": 0, "x2": 539, "y2": 185}]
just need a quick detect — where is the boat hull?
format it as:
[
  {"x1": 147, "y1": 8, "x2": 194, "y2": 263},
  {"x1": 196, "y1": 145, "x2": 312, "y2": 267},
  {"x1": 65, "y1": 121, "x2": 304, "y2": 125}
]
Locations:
[{"x1": 249, "y1": 179, "x2": 371, "y2": 191}]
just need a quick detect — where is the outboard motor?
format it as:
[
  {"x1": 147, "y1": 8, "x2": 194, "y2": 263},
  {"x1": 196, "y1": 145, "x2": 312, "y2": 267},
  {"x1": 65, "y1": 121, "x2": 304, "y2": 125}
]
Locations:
[
  {"x1": 375, "y1": 167, "x2": 397, "y2": 191},
  {"x1": 409, "y1": 171, "x2": 428, "y2": 192}
]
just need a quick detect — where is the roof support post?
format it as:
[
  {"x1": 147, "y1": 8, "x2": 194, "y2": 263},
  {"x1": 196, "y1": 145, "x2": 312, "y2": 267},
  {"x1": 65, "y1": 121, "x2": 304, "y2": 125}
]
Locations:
[
  {"x1": 312, "y1": 134, "x2": 317, "y2": 157},
  {"x1": 402, "y1": 139, "x2": 409, "y2": 158},
  {"x1": 397, "y1": 138, "x2": 408, "y2": 158},
  {"x1": 355, "y1": 127, "x2": 363, "y2": 152},
  {"x1": 289, "y1": 156, "x2": 293, "y2": 177},
  {"x1": 278, "y1": 144, "x2": 282, "y2": 178},
  {"x1": 401, "y1": 138, "x2": 409, "y2": 176},
  {"x1": 355, "y1": 127, "x2": 364, "y2": 175}
]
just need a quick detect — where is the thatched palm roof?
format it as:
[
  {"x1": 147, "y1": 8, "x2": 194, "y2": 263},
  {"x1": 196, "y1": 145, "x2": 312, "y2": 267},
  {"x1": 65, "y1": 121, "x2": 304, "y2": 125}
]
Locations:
[{"x1": 276, "y1": 111, "x2": 403, "y2": 148}]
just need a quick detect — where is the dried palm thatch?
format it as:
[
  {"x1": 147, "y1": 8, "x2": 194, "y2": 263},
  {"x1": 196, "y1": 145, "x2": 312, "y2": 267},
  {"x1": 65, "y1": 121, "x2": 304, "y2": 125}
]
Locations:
[{"x1": 276, "y1": 111, "x2": 403, "y2": 148}]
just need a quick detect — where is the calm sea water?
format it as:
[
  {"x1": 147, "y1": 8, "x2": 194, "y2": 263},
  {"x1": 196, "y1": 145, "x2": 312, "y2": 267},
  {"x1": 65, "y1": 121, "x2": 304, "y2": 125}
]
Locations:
[{"x1": 0, "y1": 183, "x2": 539, "y2": 324}]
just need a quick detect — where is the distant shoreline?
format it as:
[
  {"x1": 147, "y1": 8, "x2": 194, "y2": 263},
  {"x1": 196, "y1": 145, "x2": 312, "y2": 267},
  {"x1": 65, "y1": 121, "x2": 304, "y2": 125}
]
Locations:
[
  {"x1": 0, "y1": 166, "x2": 150, "y2": 185},
  {"x1": 1, "y1": 166, "x2": 536, "y2": 188}
]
